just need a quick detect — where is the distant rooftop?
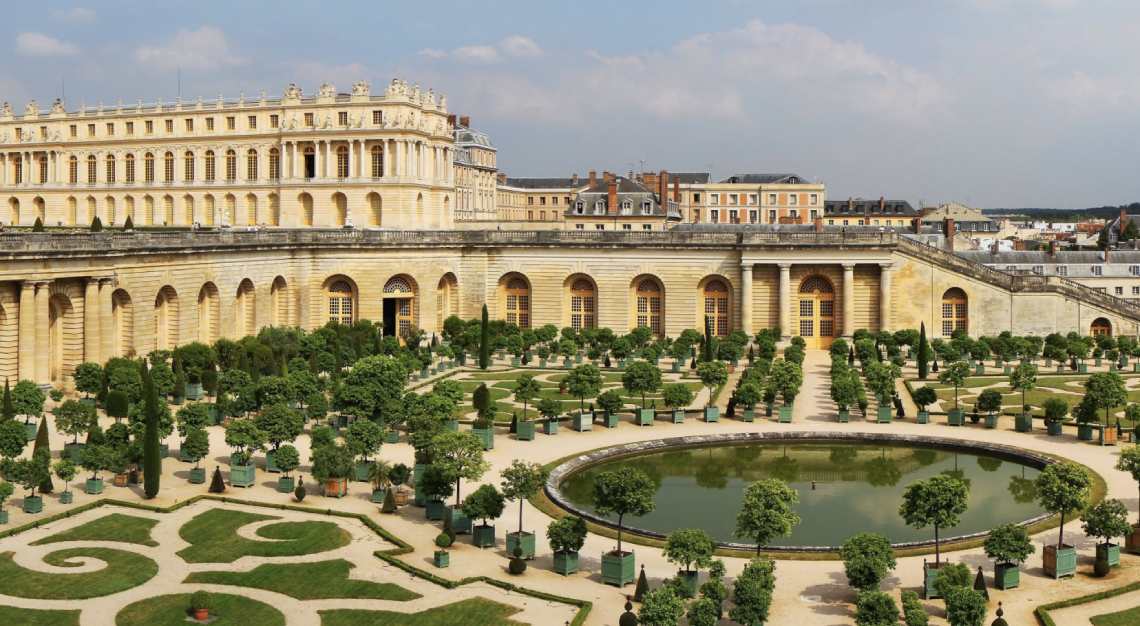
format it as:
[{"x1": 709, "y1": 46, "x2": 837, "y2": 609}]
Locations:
[{"x1": 718, "y1": 174, "x2": 808, "y2": 184}]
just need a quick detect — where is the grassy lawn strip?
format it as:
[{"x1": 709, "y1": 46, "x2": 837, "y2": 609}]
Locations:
[
  {"x1": 177, "y1": 508, "x2": 350, "y2": 563},
  {"x1": 116, "y1": 592, "x2": 284, "y2": 626},
  {"x1": 185, "y1": 559, "x2": 420, "y2": 601},
  {"x1": 319, "y1": 598, "x2": 525, "y2": 626},
  {"x1": 0, "y1": 548, "x2": 157, "y2": 599},
  {"x1": 0, "y1": 605, "x2": 80, "y2": 625},
  {"x1": 32, "y1": 513, "x2": 159, "y2": 547},
  {"x1": 1092, "y1": 606, "x2": 1140, "y2": 626}
]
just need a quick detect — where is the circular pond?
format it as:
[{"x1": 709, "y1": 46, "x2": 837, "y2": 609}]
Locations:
[{"x1": 553, "y1": 435, "x2": 1048, "y2": 549}]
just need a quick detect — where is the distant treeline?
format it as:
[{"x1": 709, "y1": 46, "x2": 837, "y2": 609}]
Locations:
[{"x1": 982, "y1": 202, "x2": 1140, "y2": 221}]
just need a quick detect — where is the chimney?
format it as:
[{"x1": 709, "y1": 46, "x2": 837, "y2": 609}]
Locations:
[
  {"x1": 588, "y1": 170, "x2": 597, "y2": 187},
  {"x1": 603, "y1": 170, "x2": 614, "y2": 184},
  {"x1": 1048, "y1": 240, "x2": 1057, "y2": 257},
  {"x1": 571, "y1": 173, "x2": 579, "y2": 187},
  {"x1": 607, "y1": 177, "x2": 618, "y2": 216},
  {"x1": 944, "y1": 218, "x2": 956, "y2": 251},
  {"x1": 879, "y1": 196, "x2": 885, "y2": 212},
  {"x1": 447, "y1": 114, "x2": 456, "y2": 127},
  {"x1": 814, "y1": 217, "x2": 823, "y2": 233},
  {"x1": 496, "y1": 172, "x2": 507, "y2": 184},
  {"x1": 659, "y1": 170, "x2": 668, "y2": 208},
  {"x1": 459, "y1": 115, "x2": 470, "y2": 128},
  {"x1": 1120, "y1": 207, "x2": 1127, "y2": 229},
  {"x1": 912, "y1": 217, "x2": 921, "y2": 234},
  {"x1": 673, "y1": 178, "x2": 680, "y2": 202}
]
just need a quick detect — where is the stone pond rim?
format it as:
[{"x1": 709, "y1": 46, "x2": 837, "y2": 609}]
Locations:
[{"x1": 544, "y1": 430, "x2": 1071, "y2": 554}]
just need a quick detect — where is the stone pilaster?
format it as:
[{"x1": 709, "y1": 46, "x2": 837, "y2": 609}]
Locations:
[
  {"x1": 99, "y1": 278, "x2": 114, "y2": 360},
  {"x1": 34, "y1": 281, "x2": 51, "y2": 384},
  {"x1": 741, "y1": 263, "x2": 754, "y2": 336},
  {"x1": 84, "y1": 278, "x2": 100, "y2": 364},
  {"x1": 18, "y1": 281, "x2": 35, "y2": 380},
  {"x1": 879, "y1": 263, "x2": 893, "y2": 332},
  {"x1": 842, "y1": 263, "x2": 856, "y2": 338},
  {"x1": 778, "y1": 263, "x2": 791, "y2": 340}
]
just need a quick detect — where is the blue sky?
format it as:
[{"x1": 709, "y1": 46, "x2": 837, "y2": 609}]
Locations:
[{"x1": 4, "y1": 1, "x2": 1140, "y2": 208}]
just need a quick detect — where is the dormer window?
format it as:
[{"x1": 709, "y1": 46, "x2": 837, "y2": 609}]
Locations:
[
  {"x1": 621, "y1": 200, "x2": 632, "y2": 215},
  {"x1": 594, "y1": 201, "x2": 605, "y2": 215},
  {"x1": 574, "y1": 201, "x2": 584, "y2": 215},
  {"x1": 642, "y1": 201, "x2": 652, "y2": 215}
]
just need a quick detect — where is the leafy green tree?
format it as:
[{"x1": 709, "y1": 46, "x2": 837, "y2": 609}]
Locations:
[
  {"x1": 917, "y1": 323, "x2": 931, "y2": 379},
  {"x1": 537, "y1": 397, "x2": 561, "y2": 423},
  {"x1": 53, "y1": 458, "x2": 76, "y2": 494},
  {"x1": 663, "y1": 383, "x2": 695, "y2": 412},
  {"x1": 687, "y1": 597, "x2": 720, "y2": 626},
  {"x1": 901, "y1": 590, "x2": 928, "y2": 626},
  {"x1": 344, "y1": 418, "x2": 384, "y2": 463},
  {"x1": 937, "y1": 361, "x2": 971, "y2": 410},
  {"x1": 855, "y1": 590, "x2": 899, "y2": 626},
  {"x1": 461, "y1": 483, "x2": 505, "y2": 526},
  {"x1": 730, "y1": 557, "x2": 776, "y2": 626},
  {"x1": 331, "y1": 355, "x2": 407, "y2": 420},
  {"x1": 431, "y1": 430, "x2": 488, "y2": 506},
  {"x1": 567, "y1": 364, "x2": 603, "y2": 415},
  {"x1": 912, "y1": 386, "x2": 937, "y2": 413},
  {"x1": 596, "y1": 389, "x2": 624, "y2": 416},
  {"x1": 664, "y1": 528, "x2": 715, "y2": 578},
  {"x1": 983, "y1": 523, "x2": 1034, "y2": 568},
  {"x1": 54, "y1": 400, "x2": 96, "y2": 444},
  {"x1": 73, "y1": 362, "x2": 103, "y2": 398},
  {"x1": 1082, "y1": 499, "x2": 1131, "y2": 550},
  {"x1": 696, "y1": 361, "x2": 728, "y2": 408},
  {"x1": 224, "y1": 419, "x2": 265, "y2": 466},
  {"x1": 1043, "y1": 398, "x2": 1069, "y2": 426},
  {"x1": 593, "y1": 466, "x2": 657, "y2": 555},
  {"x1": 546, "y1": 515, "x2": 587, "y2": 554},
  {"x1": 976, "y1": 389, "x2": 1002, "y2": 418},
  {"x1": 471, "y1": 383, "x2": 495, "y2": 421},
  {"x1": 181, "y1": 428, "x2": 210, "y2": 469},
  {"x1": 311, "y1": 442, "x2": 355, "y2": 482},
  {"x1": 141, "y1": 362, "x2": 162, "y2": 499},
  {"x1": 7, "y1": 448, "x2": 52, "y2": 499},
  {"x1": 273, "y1": 443, "x2": 299, "y2": 477},
  {"x1": 944, "y1": 587, "x2": 986, "y2": 626},
  {"x1": 1009, "y1": 362, "x2": 1037, "y2": 411},
  {"x1": 255, "y1": 404, "x2": 304, "y2": 451},
  {"x1": 512, "y1": 375, "x2": 540, "y2": 420},
  {"x1": 11, "y1": 380, "x2": 45, "y2": 423},
  {"x1": 898, "y1": 474, "x2": 968, "y2": 564},
  {"x1": 1, "y1": 379, "x2": 13, "y2": 421},
  {"x1": 1115, "y1": 445, "x2": 1140, "y2": 525},
  {"x1": 1035, "y1": 462, "x2": 1091, "y2": 548},
  {"x1": 1085, "y1": 372, "x2": 1128, "y2": 426},
  {"x1": 840, "y1": 532, "x2": 897, "y2": 591},
  {"x1": 735, "y1": 478, "x2": 801, "y2": 556},
  {"x1": 501, "y1": 459, "x2": 549, "y2": 538},
  {"x1": 767, "y1": 358, "x2": 803, "y2": 403},
  {"x1": 621, "y1": 361, "x2": 661, "y2": 408},
  {"x1": 639, "y1": 586, "x2": 685, "y2": 626},
  {"x1": 864, "y1": 361, "x2": 900, "y2": 403}
]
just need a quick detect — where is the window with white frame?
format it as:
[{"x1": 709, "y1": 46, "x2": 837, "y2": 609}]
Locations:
[
  {"x1": 789, "y1": 194, "x2": 798, "y2": 205},
  {"x1": 1092, "y1": 265, "x2": 1103, "y2": 276},
  {"x1": 1056, "y1": 265, "x2": 1067, "y2": 276},
  {"x1": 810, "y1": 193, "x2": 818, "y2": 205},
  {"x1": 1130, "y1": 265, "x2": 1140, "y2": 276},
  {"x1": 710, "y1": 193, "x2": 720, "y2": 205},
  {"x1": 729, "y1": 193, "x2": 738, "y2": 205},
  {"x1": 711, "y1": 209, "x2": 719, "y2": 223},
  {"x1": 748, "y1": 193, "x2": 758, "y2": 205},
  {"x1": 768, "y1": 193, "x2": 776, "y2": 204},
  {"x1": 575, "y1": 201, "x2": 584, "y2": 215}
]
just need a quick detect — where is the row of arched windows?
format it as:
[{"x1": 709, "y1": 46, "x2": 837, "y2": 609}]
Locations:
[{"x1": 67, "y1": 148, "x2": 282, "y2": 185}]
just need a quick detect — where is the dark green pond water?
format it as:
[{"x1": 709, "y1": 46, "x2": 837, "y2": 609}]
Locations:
[{"x1": 558, "y1": 442, "x2": 1044, "y2": 547}]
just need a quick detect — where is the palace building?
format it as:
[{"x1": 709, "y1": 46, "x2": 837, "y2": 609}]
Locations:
[{"x1": 1, "y1": 79, "x2": 1138, "y2": 387}]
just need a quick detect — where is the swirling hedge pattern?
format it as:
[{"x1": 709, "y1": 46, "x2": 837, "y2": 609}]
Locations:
[{"x1": 0, "y1": 548, "x2": 158, "y2": 599}]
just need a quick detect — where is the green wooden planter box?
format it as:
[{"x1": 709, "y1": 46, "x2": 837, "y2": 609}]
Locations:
[
  {"x1": 24, "y1": 421, "x2": 37, "y2": 441},
  {"x1": 563, "y1": 358, "x2": 573, "y2": 369},
  {"x1": 1135, "y1": 363, "x2": 1140, "y2": 373},
  {"x1": 185, "y1": 382, "x2": 204, "y2": 400},
  {"x1": 385, "y1": 430, "x2": 400, "y2": 444},
  {"x1": 602, "y1": 412, "x2": 620, "y2": 428},
  {"x1": 264, "y1": 450, "x2": 281, "y2": 473},
  {"x1": 433, "y1": 550, "x2": 450, "y2": 568},
  {"x1": 506, "y1": 531, "x2": 536, "y2": 559},
  {"x1": 1056, "y1": 365, "x2": 1066, "y2": 374},
  {"x1": 1079, "y1": 363, "x2": 1088, "y2": 373},
  {"x1": 353, "y1": 462, "x2": 372, "y2": 482},
  {"x1": 837, "y1": 409, "x2": 850, "y2": 423},
  {"x1": 85, "y1": 478, "x2": 104, "y2": 494},
  {"x1": 947, "y1": 409, "x2": 965, "y2": 426},
  {"x1": 276, "y1": 475, "x2": 295, "y2": 493},
  {"x1": 413, "y1": 463, "x2": 427, "y2": 506},
  {"x1": 543, "y1": 419, "x2": 559, "y2": 435},
  {"x1": 552, "y1": 550, "x2": 579, "y2": 575},
  {"x1": 472, "y1": 524, "x2": 496, "y2": 548},
  {"x1": 705, "y1": 406, "x2": 720, "y2": 422},
  {"x1": 974, "y1": 364, "x2": 985, "y2": 376},
  {"x1": 0, "y1": 510, "x2": 7, "y2": 524},
  {"x1": 1097, "y1": 543, "x2": 1121, "y2": 568},
  {"x1": 672, "y1": 409, "x2": 686, "y2": 424},
  {"x1": 994, "y1": 562, "x2": 1020, "y2": 590},
  {"x1": 741, "y1": 408, "x2": 755, "y2": 422},
  {"x1": 601, "y1": 551, "x2": 636, "y2": 586},
  {"x1": 876, "y1": 405, "x2": 892, "y2": 423},
  {"x1": 765, "y1": 403, "x2": 774, "y2": 417},
  {"x1": 917, "y1": 410, "x2": 929, "y2": 424},
  {"x1": 671, "y1": 360, "x2": 681, "y2": 373},
  {"x1": 572, "y1": 412, "x2": 592, "y2": 431},
  {"x1": 59, "y1": 491, "x2": 73, "y2": 504},
  {"x1": 446, "y1": 505, "x2": 472, "y2": 534},
  {"x1": 160, "y1": 443, "x2": 170, "y2": 459},
  {"x1": 1044, "y1": 544, "x2": 1077, "y2": 579},
  {"x1": 984, "y1": 413, "x2": 998, "y2": 429},
  {"x1": 511, "y1": 357, "x2": 521, "y2": 367},
  {"x1": 516, "y1": 421, "x2": 536, "y2": 441},
  {"x1": 923, "y1": 562, "x2": 943, "y2": 599},
  {"x1": 207, "y1": 404, "x2": 221, "y2": 424},
  {"x1": 677, "y1": 571, "x2": 699, "y2": 598},
  {"x1": 471, "y1": 427, "x2": 494, "y2": 450},
  {"x1": 189, "y1": 468, "x2": 206, "y2": 484},
  {"x1": 65, "y1": 442, "x2": 85, "y2": 463},
  {"x1": 778, "y1": 405, "x2": 792, "y2": 423},
  {"x1": 1015, "y1": 413, "x2": 1032, "y2": 432},
  {"x1": 1047, "y1": 420, "x2": 1063, "y2": 436},
  {"x1": 370, "y1": 488, "x2": 386, "y2": 504},
  {"x1": 230, "y1": 464, "x2": 256, "y2": 488},
  {"x1": 637, "y1": 409, "x2": 654, "y2": 426},
  {"x1": 179, "y1": 445, "x2": 195, "y2": 463},
  {"x1": 1003, "y1": 365, "x2": 1012, "y2": 375},
  {"x1": 445, "y1": 419, "x2": 460, "y2": 432},
  {"x1": 1077, "y1": 424, "x2": 1094, "y2": 441},
  {"x1": 22, "y1": 496, "x2": 42, "y2": 514},
  {"x1": 425, "y1": 499, "x2": 445, "y2": 521}
]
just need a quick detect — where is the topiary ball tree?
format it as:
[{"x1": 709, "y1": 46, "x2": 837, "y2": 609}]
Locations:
[
  {"x1": 593, "y1": 466, "x2": 657, "y2": 556},
  {"x1": 898, "y1": 474, "x2": 968, "y2": 565},
  {"x1": 840, "y1": 532, "x2": 897, "y2": 592},
  {"x1": 1035, "y1": 462, "x2": 1091, "y2": 548}
]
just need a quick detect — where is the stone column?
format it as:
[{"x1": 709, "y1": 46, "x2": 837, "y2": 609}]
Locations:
[
  {"x1": 879, "y1": 263, "x2": 892, "y2": 332},
  {"x1": 313, "y1": 142, "x2": 321, "y2": 179},
  {"x1": 84, "y1": 278, "x2": 100, "y2": 364},
  {"x1": 34, "y1": 281, "x2": 51, "y2": 384},
  {"x1": 842, "y1": 263, "x2": 856, "y2": 338},
  {"x1": 18, "y1": 281, "x2": 35, "y2": 380},
  {"x1": 99, "y1": 278, "x2": 114, "y2": 360},
  {"x1": 741, "y1": 263, "x2": 754, "y2": 336},
  {"x1": 778, "y1": 263, "x2": 791, "y2": 340}
]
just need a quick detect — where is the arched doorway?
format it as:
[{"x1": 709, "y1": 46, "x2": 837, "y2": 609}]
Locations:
[
  {"x1": 197, "y1": 283, "x2": 220, "y2": 344},
  {"x1": 235, "y1": 279, "x2": 256, "y2": 337},
  {"x1": 437, "y1": 273, "x2": 458, "y2": 328},
  {"x1": 332, "y1": 192, "x2": 347, "y2": 226},
  {"x1": 499, "y1": 274, "x2": 531, "y2": 329},
  {"x1": 155, "y1": 286, "x2": 179, "y2": 351},
  {"x1": 325, "y1": 277, "x2": 356, "y2": 325},
  {"x1": 367, "y1": 192, "x2": 382, "y2": 227},
  {"x1": 271, "y1": 277, "x2": 289, "y2": 326},
  {"x1": 1091, "y1": 317, "x2": 1112, "y2": 337},
  {"x1": 111, "y1": 289, "x2": 133, "y2": 357},
  {"x1": 941, "y1": 288, "x2": 968, "y2": 337},
  {"x1": 299, "y1": 193, "x2": 314, "y2": 226},
  {"x1": 382, "y1": 275, "x2": 417, "y2": 339},
  {"x1": 797, "y1": 276, "x2": 836, "y2": 349},
  {"x1": 567, "y1": 275, "x2": 597, "y2": 331},
  {"x1": 633, "y1": 276, "x2": 665, "y2": 337},
  {"x1": 700, "y1": 277, "x2": 731, "y2": 337}
]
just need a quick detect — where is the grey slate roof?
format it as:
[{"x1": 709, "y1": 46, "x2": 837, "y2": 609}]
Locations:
[
  {"x1": 957, "y1": 250, "x2": 1112, "y2": 264},
  {"x1": 719, "y1": 174, "x2": 806, "y2": 184},
  {"x1": 670, "y1": 172, "x2": 711, "y2": 184},
  {"x1": 503, "y1": 177, "x2": 581, "y2": 189},
  {"x1": 824, "y1": 199, "x2": 916, "y2": 215}
]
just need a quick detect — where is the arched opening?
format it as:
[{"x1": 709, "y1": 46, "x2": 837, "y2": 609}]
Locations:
[
  {"x1": 66, "y1": 196, "x2": 77, "y2": 225},
  {"x1": 700, "y1": 277, "x2": 732, "y2": 337},
  {"x1": 324, "y1": 276, "x2": 357, "y2": 325},
  {"x1": 416, "y1": 193, "x2": 424, "y2": 227},
  {"x1": 155, "y1": 286, "x2": 179, "y2": 351},
  {"x1": 271, "y1": 277, "x2": 289, "y2": 326},
  {"x1": 197, "y1": 283, "x2": 220, "y2": 344},
  {"x1": 104, "y1": 196, "x2": 116, "y2": 225},
  {"x1": 203, "y1": 195, "x2": 215, "y2": 226},
  {"x1": 499, "y1": 273, "x2": 531, "y2": 329},
  {"x1": 183, "y1": 194, "x2": 195, "y2": 225},
  {"x1": 85, "y1": 196, "x2": 96, "y2": 224},
  {"x1": 367, "y1": 192, "x2": 382, "y2": 227},
  {"x1": 48, "y1": 292, "x2": 76, "y2": 383},
  {"x1": 7, "y1": 197, "x2": 17, "y2": 225},
  {"x1": 245, "y1": 193, "x2": 258, "y2": 226},
  {"x1": 235, "y1": 279, "x2": 256, "y2": 337},
  {"x1": 797, "y1": 276, "x2": 836, "y2": 349},
  {"x1": 382, "y1": 275, "x2": 417, "y2": 339},
  {"x1": 1091, "y1": 317, "x2": 1112, "y2": 337},
  {"x1": 436, "y1": 273, "x2": 459, "y2": 329},
  {"x1": 223, "y1": 194, "x2": 236, "y2": 225},
  {"x1": 111, "y1": 289, "x2": 133, "y2": 357},
  {"x1": 299, "y1": 192, "x2": 314, "y2": 226},
  {"x1": 941, "y1": 288, "x2": 968, "y2": 337},
  {"x1": 143, "y1": 196, "x2": 154, "y2": 226},
  {"x1": 268, "y1": 193, "x2": 280, "y2": 226},
  {"x1": 32, "y1": 197, "x2": 45, "y2": 224},
  {"x1": 123, "y1": 196, "x2": 134, "y2": 225},
  {"x1": 162, "y1": 195, "x2": 174, "y2": 225},
  {"x1": 567, "y1": 275, "x2": 597, "y2": 331},
  {"x1": 632, "y1": 276, "x2": 665, "y2": 338},
  {"x1": 332, "y1": 192, "x2": 347, "y2": 226}
]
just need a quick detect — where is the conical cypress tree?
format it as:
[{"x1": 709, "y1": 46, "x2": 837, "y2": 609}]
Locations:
[
  {"x1": 634, "y1": 564, "x2": 650, "y2": 602},
  {"x1": 1, "y1": 379, "x2": 13, "y2": 421},
  {"x1": 141, "y1": 362, "x2": 162, "y2": 499},
  {"x1": 381, "y1": 486, "x2": 397, "y2": 513},
  {"x1": 508, "y1": 413, "x2": 518, "y2": 434},
  {"x1": 32, "y1": 216, "x2": 44, "y2": 232},
  {"x1": 32, "y1": 418, "x2": 53, "y2": 494},
  {"x1": 701, "y1": 317, "x2": 713, "y2": 362},
  {"x1": 209, "y1": 466, "x2": 226, "y2": 493},
  {"x1": 478, "y1": 304, "x2": 490, "y2": 369},
  {"x1": 917, "y1": 322, "x2": 930, "y2": 380}
]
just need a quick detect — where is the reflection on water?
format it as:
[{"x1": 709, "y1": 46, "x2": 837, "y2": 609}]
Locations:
[{"x1": 559, "y1": 442, "x2": 1044, "y2": 547}]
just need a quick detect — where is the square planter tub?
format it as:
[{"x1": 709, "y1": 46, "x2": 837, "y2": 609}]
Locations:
[
  {"x1": 601, "y1": 551, "x2": 636, "y2": 586},
  {"x1": 1044, "y1": 544, "x2": 1077, "y2": 579},
  {"x1": 230, "y1": 464, "x2": 256, "y2": 488},
  {"x1": 552, "y1": 550, "x2": 579, "y2": 575},
  {"x1": 472, "y1": 524, "x2": 496, "y2": 548},
  {"x1": 445, "y1": 505, "x2": 472, "y2": 534},
  {"x1": 506, "y1": 531, "x2": 536, "y2": 559}
]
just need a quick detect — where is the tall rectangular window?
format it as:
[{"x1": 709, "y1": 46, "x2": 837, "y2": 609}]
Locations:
[
  {"x1": 226, "y1": 116, "x2": 236, "y2": 130},
  {"x1": 165, "y1": 119, "x2": 173, "y2": 133},
  {"x1": 338, "y1": 111, "x2": 348, "y2": 126},
  {"x1": 247, "y1": 115, "x2": 257, "y2": 129},
  {"x1": 270, "y1": 114, "x2": 279, "y2": 128},
  {"x1": 372, "y1": 110, "x2": 382, "y2": 125},
  {"x1": 185, "y1": 118, "x2": 194, "y2": 131}
]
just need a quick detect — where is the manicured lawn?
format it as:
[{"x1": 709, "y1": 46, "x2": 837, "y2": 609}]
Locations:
[
  {"x1": 1092, "y1": 606, "x2": 1140, "y2": 626},
  {"x1": 116, "y1": 592, "x2": 284, "y2": 626},
  {"x1": 0, "y1": 605, "x2": 80, "y2": 625},
  {"x1": 185, "y1": 559, "x2": 420, "y2": 601},
  {"x1": 176, "y1": 508, "x2": 350, "y2": 563},
  {"x1": 319, "y1": 598, "x2": 525, "y2": 626},
  {"x1": 33, "y1": 513, "x2": 159, "y2": 547},
  {"x1": 0, "y1": 548, "x2": 158, "y2": 599}
]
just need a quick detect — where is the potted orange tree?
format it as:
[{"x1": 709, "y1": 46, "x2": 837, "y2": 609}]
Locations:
[
  {"x1": 594, "y1": 467, "x2": 656, "y2": 586},
  {"x1": 547, "y1": 515, "x2": 587, "y2": 575},
  {"x1": 189, "y1": 591, "x2": 211, "y2": 622},
  {"x1": 1116, "y1": 445, "x2": 1140, "y2": 554},
  {"x1": 1037, "y1": 462, "x2": 1091, "y2": 579},
  {"x1": 502, "y1": 460, "x2": 549, "y2": 559}
]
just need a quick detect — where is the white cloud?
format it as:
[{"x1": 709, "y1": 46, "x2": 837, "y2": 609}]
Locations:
[
  {"x1": 51, "y1": 7, "x2": 96, "y2": 23},
  {"x1": 453, "y1": 45, "x2": 501, "y2": 64},
  {"x1": 134, "y1": 26, "x2": 245, "y2": 72},
  {"x1": 16, "y1": 32, "x2": 78, "y2": 56},
  {"x1": 500, "y1": 35, "x2": 542, "y2": 58},
  {"x1": 417, "y1": 48, "x2": 447, "y2": 59}
]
